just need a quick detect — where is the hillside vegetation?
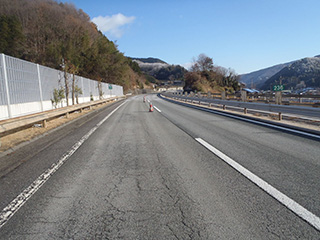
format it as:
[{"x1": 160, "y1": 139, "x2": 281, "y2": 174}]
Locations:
[
  {"x1": 184, "y1": 54, "x2": 240, "y2": 93},
  {"x1": 0, "y1": 0, "x2": 146, "y2": 92},
  {"x1": 239, "y1": 62, "x2": 292, "y2": 89},
  {"x1": 132, "y1": 58, "x2": 187, "y2": 84},
  {"x1": 240, "y1": 55, "x2": 320, "y2": 91},
  {"x1": 261, "y1": 57, "x2": 320, "y2": 90}
]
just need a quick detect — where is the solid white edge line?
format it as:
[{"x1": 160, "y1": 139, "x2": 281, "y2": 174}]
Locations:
[
  {"x1": 154, "y1": 106, "x2": 161, "y2": 113},
  {"x1": 0, "y1": 100, "x2": 127, "y2": 229},
  {"x1": 168, "y1": 97, "x2": 320, "y2": 140},
  {"x1": 195, "y1": 137, "x2": 320, "y2": 231},
  {"x1": 227, "y1": 114, "x2": 320, "y2": 139}
]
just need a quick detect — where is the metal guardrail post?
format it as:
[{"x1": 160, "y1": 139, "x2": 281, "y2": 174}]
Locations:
[{"x1": 43, "y1": 119, "x2": 47, "y2": 128}]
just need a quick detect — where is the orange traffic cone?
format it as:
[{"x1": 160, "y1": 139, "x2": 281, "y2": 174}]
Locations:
[{"x1": 149, "y1": 103, "x2": 154, "y2": 112}]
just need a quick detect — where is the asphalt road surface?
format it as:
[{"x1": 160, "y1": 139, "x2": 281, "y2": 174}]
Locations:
[{"x1": 0, "y1": 95, "x2": 319, "y2": 239}]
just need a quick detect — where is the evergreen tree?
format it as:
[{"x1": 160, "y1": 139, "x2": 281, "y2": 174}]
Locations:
[{"x1": 0, "y1": 15, "x2": 24, "y2": 57}]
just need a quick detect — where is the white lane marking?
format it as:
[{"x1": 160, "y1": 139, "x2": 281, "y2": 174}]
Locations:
[
  {"x1": 154, "y1": 106, "x2": 161, "y2": 113},
  {"x1": 0, "y1": 101, "x2": 127, "y2": 229},
  {"x1": 195, "y1": 137, "x2": 320, "y2": 231}
]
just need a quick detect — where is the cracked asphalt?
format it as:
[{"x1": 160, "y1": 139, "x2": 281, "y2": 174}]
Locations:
[{"x1": 0, "y1": 95, "x2": 319, "y2": 239}]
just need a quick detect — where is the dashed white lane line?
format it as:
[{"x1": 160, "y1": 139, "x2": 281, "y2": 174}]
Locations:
[
  {"x1": 154, "y1": 106, "x2": 161, "y2": 113},
  {"x1": 0, "y1": 101, "x2": 127, "y2": 229},
  {"x1": 195, "y1": 137, "x2": 320, "y2": 231}
]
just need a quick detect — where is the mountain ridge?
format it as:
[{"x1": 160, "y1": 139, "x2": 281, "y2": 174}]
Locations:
[
  {"x1": 131, "y1": 57, "x2": 187, "y2": 82},
  {"x1": 131, "y1": 57, "x2": 167, "y2": 64},
  {"x1": 239, "y1": 62, "x2": 292, "y2": 89},
  {"x1": 261, "y1": 56, "x2": 320, "y2": 90},
  {"x1": 240, "y1": 55, "x2": 320, "y2": 90}
]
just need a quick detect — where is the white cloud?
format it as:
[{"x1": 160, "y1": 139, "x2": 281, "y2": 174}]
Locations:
[{"x1": 92, "y1": 13, "x2": 135, "y2": 38}]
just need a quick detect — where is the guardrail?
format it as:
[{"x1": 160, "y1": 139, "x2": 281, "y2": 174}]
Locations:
[
  {"x1": 170, "y1": 92, "x2": 320, "y2": 107},
  {"x1": 0, "y1": 96, "x2": 126, "y2": 142},
  {"x1": 163, "y1": 95, "x2": 320, "y2": 125}
]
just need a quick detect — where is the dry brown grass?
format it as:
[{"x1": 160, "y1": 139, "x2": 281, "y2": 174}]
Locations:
[{"x1": 0, "y1": 102, "x2": 112, "y2": 153}]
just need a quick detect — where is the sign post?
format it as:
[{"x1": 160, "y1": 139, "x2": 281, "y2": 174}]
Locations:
[{"x1": 273, "y1": 85, "x2": 284, "y2": 105}]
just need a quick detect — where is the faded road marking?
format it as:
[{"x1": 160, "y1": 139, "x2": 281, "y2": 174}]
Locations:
[{"x1": 0, "y1": 101, "x2": 127, "y2": 229}]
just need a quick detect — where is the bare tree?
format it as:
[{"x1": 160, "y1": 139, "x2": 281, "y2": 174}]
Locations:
[
  {"x1": 61, "y1": 58, "x2": 70, "y2": 106},
  {"x1": 191, "y1": 54, "x2": 214, "y2": 72}
]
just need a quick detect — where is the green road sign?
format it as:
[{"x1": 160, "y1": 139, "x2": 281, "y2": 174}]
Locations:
[
  {"x1": 273, "y1": 85, "x2": 284, "y2": 91},
  {"x1": 108, "y1": 84, "x2": 112, "y2": 90}
]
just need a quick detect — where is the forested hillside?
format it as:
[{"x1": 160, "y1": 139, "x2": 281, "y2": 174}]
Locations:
[
  {"x1": 261, "y1": 56, "x2": 320, "y2": 90},
  {"x1": 132, "y1": 58, "x2": 187, "y2": 82},
  {"x1": 0, "y1": 0, "x2": 146, "y2": 92}
]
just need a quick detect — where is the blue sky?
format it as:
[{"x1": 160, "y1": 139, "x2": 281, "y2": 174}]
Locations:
[{"x1": 62, "y1": 0, "x2": 320, "y2": 74}]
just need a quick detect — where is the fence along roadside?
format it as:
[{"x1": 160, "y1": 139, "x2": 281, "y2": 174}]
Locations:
[{"x1": 0, "y1": 53, "x2": 123, "y2": 121}]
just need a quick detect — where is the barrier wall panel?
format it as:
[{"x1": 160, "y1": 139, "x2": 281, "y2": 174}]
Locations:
[
  {"x1": 5, "y1": 56, "x2": 41, "y2": 104},
  {"x1": 0, "y1": 106, "x2": 8, "y2": 120},
  {"x1": 39, "y1": 66, "x2": 61, "y2": 103},
  {"x1": 0, "y1": 54, "x2": 124, "y2": 120},
  {"x1": 82, "y1": 78, "x2": 91, "y2": 100},
  {"x1": 10, "y1": 102, "x2": 42, "y2": 117}
]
